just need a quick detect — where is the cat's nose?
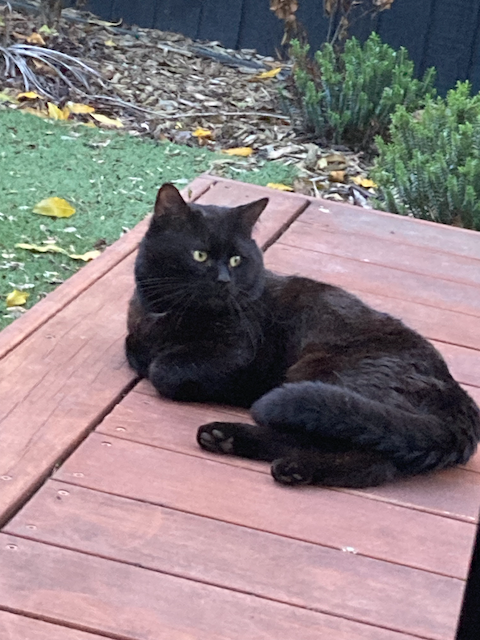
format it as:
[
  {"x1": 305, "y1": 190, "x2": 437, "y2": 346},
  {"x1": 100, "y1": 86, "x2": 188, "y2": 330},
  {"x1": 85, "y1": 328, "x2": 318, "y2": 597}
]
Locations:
[{"x1": 217, "y1": 264, "x2": 231, "y2": 283}]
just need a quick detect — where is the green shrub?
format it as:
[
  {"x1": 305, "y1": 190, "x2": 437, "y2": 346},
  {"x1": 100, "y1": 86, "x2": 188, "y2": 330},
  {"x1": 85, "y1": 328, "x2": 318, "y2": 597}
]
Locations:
[
  {"x1": 289, "y1": 33, "x2": 436, "y2": 149},
  {"x1": 372, "y1": 82, "x2": 480, "y2": 230}
]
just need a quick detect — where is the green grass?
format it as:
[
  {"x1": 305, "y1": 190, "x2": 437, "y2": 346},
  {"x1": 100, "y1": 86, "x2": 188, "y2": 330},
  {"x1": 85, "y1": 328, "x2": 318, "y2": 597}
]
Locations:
[{"x1": 0, "y1": 108, "x2": 297, "y2": 329}]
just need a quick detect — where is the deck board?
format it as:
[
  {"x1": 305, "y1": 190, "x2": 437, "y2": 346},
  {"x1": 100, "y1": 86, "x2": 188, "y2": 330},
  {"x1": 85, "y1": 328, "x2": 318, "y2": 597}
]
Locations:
[
  {"x1": 0, "y1": 533, "x2": 420, "y2": 640},
  {"x1": 1, "y1": 177, "x2": 479, "y2": 639},
  {"x1": 54, "y1": 432, "x2": 478, "y2": 571},
  {"x1": 2, "y1": 483, "x2": 464, "y2": 640}
]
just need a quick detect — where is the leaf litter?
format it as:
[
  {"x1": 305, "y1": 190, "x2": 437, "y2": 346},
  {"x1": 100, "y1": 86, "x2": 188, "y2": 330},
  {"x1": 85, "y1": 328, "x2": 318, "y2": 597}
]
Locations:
[{"x1": 0, "y1": 2, "x2": 376, "y2": 204}]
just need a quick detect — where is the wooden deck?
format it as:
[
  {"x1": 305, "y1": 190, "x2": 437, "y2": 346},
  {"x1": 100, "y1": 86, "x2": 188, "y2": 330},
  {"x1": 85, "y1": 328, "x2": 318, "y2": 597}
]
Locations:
[{"x1": 0, "y1": 175, "x2": 479, "y2": 640}]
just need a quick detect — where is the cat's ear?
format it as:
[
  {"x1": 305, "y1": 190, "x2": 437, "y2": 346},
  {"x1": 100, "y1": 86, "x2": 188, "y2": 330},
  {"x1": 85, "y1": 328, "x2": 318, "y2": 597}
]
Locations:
[
  {"x1": 153, "y1": 183, "x2": 188, "y2": 219},
  {"x1": 235, "y1": 198, "x2": 269, "y2": 234}
]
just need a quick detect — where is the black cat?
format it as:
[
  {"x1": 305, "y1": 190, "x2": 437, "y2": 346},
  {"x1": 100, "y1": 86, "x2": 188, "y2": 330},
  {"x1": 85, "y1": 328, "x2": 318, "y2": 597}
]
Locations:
[{"x1": 126, "y1": 183, "x2": 480, "y2": 488}]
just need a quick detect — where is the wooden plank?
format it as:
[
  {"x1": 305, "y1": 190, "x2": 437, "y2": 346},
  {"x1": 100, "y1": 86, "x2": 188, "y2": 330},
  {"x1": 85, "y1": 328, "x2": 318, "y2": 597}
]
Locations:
[
  {"x1": 5, "y1": 482, "x2": 465, "y2": 640},
  {"x1": 430, "y1": 342, "x2": 480, "y2": 388},
  {"x1": 0, "y1": 253, "x2": 137, "y2": 525},
  {"x1": 280, "y1": 216, "x2": 480, "y2": 288},
  {"x1": 0, "y1": 610, "x2": 108, "y2": 640},
  {"x1": 55, "y1": 432, "x2": 477, "y2": 572},
  {"x1": 195, "y1": 180, "x2": 309, "y2": 249},
  {"x1": 294, "y1": 197, "x2": 480, "y2": 260},
  {"x1": 0, "y1": 176, "x2": 214, "y2": 362},
  {"x1": 265, "y1": 243, "x2": 480, "y2": 318},
  {"x1": 0, "y1": 533, "x2": 419, "y2": 640}
]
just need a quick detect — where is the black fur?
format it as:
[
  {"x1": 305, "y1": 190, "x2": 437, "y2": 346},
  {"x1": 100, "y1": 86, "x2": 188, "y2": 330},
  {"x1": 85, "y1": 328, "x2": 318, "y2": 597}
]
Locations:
[{"x1": 126, "y1": 184, "x2": 480, "y2": 487}]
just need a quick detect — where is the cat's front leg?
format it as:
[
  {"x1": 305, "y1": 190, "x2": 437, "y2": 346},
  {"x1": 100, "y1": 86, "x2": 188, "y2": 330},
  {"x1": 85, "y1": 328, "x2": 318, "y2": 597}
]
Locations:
[{"x1": 148, "y1": 344, "x2": 242, "y2": 402}]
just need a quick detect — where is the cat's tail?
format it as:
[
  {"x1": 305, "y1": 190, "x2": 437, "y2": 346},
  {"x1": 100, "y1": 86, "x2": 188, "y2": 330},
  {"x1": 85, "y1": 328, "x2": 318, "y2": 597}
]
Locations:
[{"x1": 251, "y1": 381, "x2": 480, "y2": 475}]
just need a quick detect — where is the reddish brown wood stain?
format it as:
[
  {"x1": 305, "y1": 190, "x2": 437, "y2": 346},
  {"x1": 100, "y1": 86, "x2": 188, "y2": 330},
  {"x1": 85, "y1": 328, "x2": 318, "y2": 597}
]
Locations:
[{"x1": 0, "y1": 177, "x2": 479, "y2": 640}]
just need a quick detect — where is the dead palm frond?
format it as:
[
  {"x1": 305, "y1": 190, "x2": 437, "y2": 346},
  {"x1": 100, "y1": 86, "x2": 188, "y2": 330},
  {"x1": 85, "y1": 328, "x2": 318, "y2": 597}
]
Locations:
[{"x1": 0, "y1": 43, "x2": 105, "y2": 101}]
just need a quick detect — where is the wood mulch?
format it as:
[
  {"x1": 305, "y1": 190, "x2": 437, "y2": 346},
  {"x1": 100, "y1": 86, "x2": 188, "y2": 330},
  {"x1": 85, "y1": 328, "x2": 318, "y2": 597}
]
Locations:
[
  {"x1": 0, "y1": 176, "x2": 479, "y2": 639},
  {"x1": 1, "y1": 1, "x2": 374, "y2": 204}
]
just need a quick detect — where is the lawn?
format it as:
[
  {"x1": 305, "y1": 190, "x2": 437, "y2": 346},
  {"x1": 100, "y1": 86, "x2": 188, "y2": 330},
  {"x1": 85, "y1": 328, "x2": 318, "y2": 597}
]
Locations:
[{"x1": 0, "y1": 107, "x2": 297, "y2": 329}]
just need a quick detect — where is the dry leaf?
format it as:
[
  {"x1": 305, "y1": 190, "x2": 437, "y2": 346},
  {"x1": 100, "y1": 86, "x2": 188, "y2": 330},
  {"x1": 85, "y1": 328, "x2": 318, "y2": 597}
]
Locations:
[
  {"x1": 68, "y1": 250, "x2": 101, "y2": 262},
  {"x1": 329, "y1": 170, "x2": 346, "y2": 183},
  {"x1": 16, "y1": 243, "x2": 100, "y2": 262},
  {"x1": 221, "y1": 147, "x2": 254, "y2": 157},
  {"x1": 6, "y1": 289, "x2": 29, "y2": 307},
  {"x1": 33, "y1": 197, "x2": 76, "y2": 218},
  {"x1": 250, "y1": 67, "x2": 282, "y2": 81},
  {"x1": 326, "y1": 153, "x2": 347, "y2": 164},
  {"x1": 91, "y1": 113, "x2": 124, "y2": 128},
  {"x1": 104, "y1": 39, "x2": 116, "y2": 47},
  {"x1": 352, "y1": 176, "x2": 377, "y2": 188},
  {"x1": 267, "y1": 182, "x2": 294, "y2": 191},
  {"x1": 27, "y1": 32, "x2": 46, "y2": 45},
  {"x1": 67, "y1": 102, "x2": 95, "y2": 114},
  {"x1": 18, "y1": 91, "x2": 41, "y2": 100},
  {"x1": 16, "y1": 242, "x2": 67, "y2": 255},
  {"x1": 192, "y1": 128, "x2": 212, "y2": 138},
  {"x1": 47, "y1": 102, "x2": 70, "y2": 120}
]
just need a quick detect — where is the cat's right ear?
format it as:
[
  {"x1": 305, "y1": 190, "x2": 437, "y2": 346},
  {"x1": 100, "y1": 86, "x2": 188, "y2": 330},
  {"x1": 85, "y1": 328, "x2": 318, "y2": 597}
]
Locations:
[{"x1": 153, "y1": 183, "x2": 188, "y2": 220}]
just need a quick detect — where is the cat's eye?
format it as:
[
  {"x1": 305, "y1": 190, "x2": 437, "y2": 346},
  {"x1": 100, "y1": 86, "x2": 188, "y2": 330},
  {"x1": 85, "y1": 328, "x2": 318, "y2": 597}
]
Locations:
[
  {"x1": 229, "y1": 255, "x2": 242, "y2": 268},
  {"x1": 193, "y1": 250, "x2": 208, "y2": 263}
]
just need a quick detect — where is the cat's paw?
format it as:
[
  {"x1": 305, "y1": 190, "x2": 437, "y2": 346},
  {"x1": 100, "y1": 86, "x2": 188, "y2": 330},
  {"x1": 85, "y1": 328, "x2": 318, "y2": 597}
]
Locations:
[
  {"x1": 197, "y1": 422, "x2": 236, "y2": 454},
  {"x1": 271, "y1": 457, "x2": 314, "y2": 486}
]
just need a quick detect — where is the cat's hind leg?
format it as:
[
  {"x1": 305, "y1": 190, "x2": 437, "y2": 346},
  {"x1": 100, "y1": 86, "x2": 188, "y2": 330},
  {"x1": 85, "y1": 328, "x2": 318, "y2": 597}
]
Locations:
[
  {"x1": 197, "y1": 422, "x2": 301, "y2": 461},
  {"x1": 271, "y1": 449, "x2": 400, "y2": 488}
]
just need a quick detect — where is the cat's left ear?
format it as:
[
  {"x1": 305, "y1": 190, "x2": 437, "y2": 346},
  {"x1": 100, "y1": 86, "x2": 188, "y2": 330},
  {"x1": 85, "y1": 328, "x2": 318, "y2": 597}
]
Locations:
[
  {"x1": 153, "y1": 183, "x2": 188, "y2": 219},
  {"x1": 235, "y1": 198, "x2": 269, "y2": 234}
]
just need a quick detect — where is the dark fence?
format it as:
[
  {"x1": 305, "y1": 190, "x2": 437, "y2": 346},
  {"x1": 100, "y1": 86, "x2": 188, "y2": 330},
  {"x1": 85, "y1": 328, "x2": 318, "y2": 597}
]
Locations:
[{"x1": 79, "y1": 1, "x2": 480, "y2": 95}]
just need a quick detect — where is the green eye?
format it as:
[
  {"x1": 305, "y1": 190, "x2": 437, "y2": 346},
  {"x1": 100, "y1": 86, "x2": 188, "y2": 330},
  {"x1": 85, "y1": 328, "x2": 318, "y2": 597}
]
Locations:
[
  {"x1": 229, "y1": 255, "x2": 242, "y2": 268},
  {"x1": 193, "y1": 250, "x2": 208, "y2": 263}
]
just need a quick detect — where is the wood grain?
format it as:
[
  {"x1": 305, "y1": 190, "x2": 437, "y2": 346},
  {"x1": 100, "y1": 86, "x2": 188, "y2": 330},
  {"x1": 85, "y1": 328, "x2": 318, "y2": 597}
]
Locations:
[
  {"x1": 55, "y1": 431, "x2": 477, "y2": 573},
  {"x1": 293, "y1": 196, "x2": 480, "y2": 260},
  {"x1": 0, "y1": 533, "x2": 419, "y2": 640},
  {"x1": 0, "y1": 253, "x2": 137, "y2": 525},
  {"x1": 0, "y1": 610, "x2": 108, "y2": 640},
  {"x1": 278, "y1": 215, "x2": 480, "y2": 288},
  {"x1": 5, "y1": 481, "x2": 464, "y2": 640}
]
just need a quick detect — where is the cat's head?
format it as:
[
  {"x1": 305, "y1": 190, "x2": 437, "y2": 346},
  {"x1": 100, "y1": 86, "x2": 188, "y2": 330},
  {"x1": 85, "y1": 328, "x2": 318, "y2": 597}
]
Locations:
[{"x1": 135, "y1": 183, "x2": 268, "y2": 314}]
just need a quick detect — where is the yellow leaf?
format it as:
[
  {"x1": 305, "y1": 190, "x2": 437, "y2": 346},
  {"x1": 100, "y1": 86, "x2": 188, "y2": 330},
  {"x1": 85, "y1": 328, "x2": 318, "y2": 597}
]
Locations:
[
  {"x1": 267, "y1": 183, "x2": 294, "y2": 191},
  {"x1": 192, "y1": 128, "x2": 212, "y2": 138},
  {"x1": 352, "y1": 176, "x2": 377, "y2": 188},
  {"x1": 104, "y1": 39, "x2": 116, "y2": 46},
  {"x1": 27, "y1": 32, "x2": 46, "y2": 45},
  {"x1": 6, "y1": 289, "x2": 29, "y2": 307},
  {"x1": 250, "y1": 67, "x2": 282, "y2": 81},
  {"x1": 47, "y1": 102, "x2": 69, "y2": 120},
  {"x1": 16, "y1": 242, "x2": 68, "y2": 255},
  {"x1": 91, "y1": 113, "x2": 124, "y2": 128},
  {"x1": 221, "y1": 147, "x2": 254, "y2": 157},
  {"x1": 329, "y1": 170, "x2": 346, "y2": 183},
  {"x1": 68, "y1": 250, "x2": 101, "y2": 262},
  {"x1": 16, "y1": 243, "x2": 100, "y2": 262},
  {"x1": 18, "y1": 91, "x2": 41, "y2": 100},
  {"x1": 39, "y1": 24, "x2": 57, "y2": 35},
  {"x1": 33, "y1": 197, "x2": 76, "y2": 218},
  {"x1": 67, "y1": 102, "x2": 95, "y2": 114}
]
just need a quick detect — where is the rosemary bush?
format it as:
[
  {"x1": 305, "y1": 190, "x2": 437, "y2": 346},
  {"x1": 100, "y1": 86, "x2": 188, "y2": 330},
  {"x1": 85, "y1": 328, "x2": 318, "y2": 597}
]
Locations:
[
  {"x1": 290, "y1": 33, "x2": 435, "y2": 149},
  {"x1": 372, "y1": 82, "x2": 480, "y2": 230}
]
